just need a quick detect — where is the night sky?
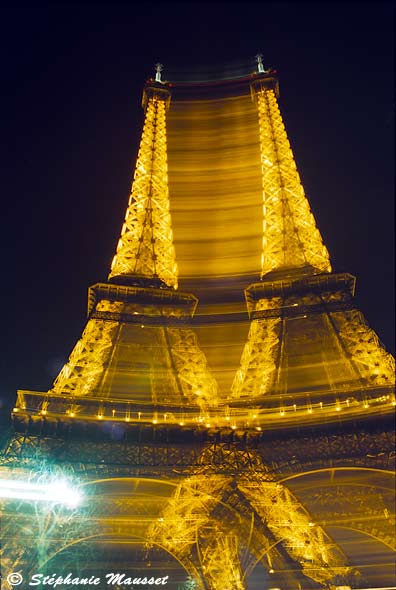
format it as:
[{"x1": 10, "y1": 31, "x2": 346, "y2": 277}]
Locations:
[{"x1": 1, "y1": 2, "x2": 394, "y2": 426}]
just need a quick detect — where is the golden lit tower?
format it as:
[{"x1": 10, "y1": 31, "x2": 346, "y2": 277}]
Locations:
[
  {"x1": 109, "y1": 63, "x2": 178, "y2": 288},
  {"x1": 134, "y1": 60, "x2": 394, "y2": 590},
  {"x1": 231, "y1": 56, "x2": 395, "y2": 419},
  {"x1": 0, "y1": 65, "x2": 221, "y2": 588},
  {"x1": 1, "y1": 60, "x2": 394, "y2": 590},
  {"x1": 147, "y1": 57, "x2": 395, "y2": 589},
  {"x1": 254, "y1": 57, "x2": 331, "y2": 277},
  {"x1": 9, "y1": 67, "x2": 218, "y2": 420}
]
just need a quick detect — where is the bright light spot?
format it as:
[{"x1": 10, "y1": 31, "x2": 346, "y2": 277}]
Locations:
[
  {"x1": 268, "y1": 568, "x2": 275, "y2": 574},
  {"x1": 0, "y1": 477, "x2": 82, "y2": 507},
  {"x1": 256, "y1": 427, "x2": 262, "y2": 431}
]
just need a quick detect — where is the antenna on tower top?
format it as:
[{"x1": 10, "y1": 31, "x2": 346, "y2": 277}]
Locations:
[
  {"x1": 155, "y1": 63, "x2": 163, "y2": 83},
  {"x1": 255, "y1": 54, "x2": 266, "y2": 74}
]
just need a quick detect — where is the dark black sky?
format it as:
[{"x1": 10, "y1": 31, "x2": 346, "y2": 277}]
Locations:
[{"x1": 1, "y1": 2, "x2": 394, "y2": 421}]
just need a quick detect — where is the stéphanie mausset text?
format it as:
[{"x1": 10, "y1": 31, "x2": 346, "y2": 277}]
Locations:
[{"x1": 28, "y1": 573, "x2": 169, "y2": 586}]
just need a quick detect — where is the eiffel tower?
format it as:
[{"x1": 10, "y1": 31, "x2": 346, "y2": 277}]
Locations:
[{"x1": 0, "y1": 59, "x2": 394, "y2": 590}]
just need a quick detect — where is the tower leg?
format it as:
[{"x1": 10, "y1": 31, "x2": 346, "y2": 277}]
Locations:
[{"x1": 199, "y1": 532, "x2": 245, "y2": 590}]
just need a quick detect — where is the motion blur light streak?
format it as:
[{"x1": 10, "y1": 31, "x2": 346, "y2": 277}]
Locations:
[
  {"x1": 169, "y1": 93, "x2": 263, "y2": 280},
  {"x1": 0, "y1": 476, "x2": 81, "y2": 507}
]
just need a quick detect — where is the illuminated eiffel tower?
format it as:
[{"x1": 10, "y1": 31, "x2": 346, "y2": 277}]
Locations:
[{"x1": 1, "y1": 59, "x2": 394, "y2": 590}]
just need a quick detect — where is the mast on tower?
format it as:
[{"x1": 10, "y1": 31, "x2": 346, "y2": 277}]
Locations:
[
  {"x1": 155, "y1": 62, "x2": 163, "y2": 83},
  {"x1": 255, "y1": 53, "x2": 267, "y2": 74}
]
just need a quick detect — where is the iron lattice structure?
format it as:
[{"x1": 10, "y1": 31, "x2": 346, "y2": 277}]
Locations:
[
  {"x1": 251, "y1": 76, "x2": 331, "y2": 276},
  {"x1": 109, "y1": 82, "x2": 178, "y2": 288},
  {"x1": 1, "y1": 66, "x2": 395, "y2": 590}
]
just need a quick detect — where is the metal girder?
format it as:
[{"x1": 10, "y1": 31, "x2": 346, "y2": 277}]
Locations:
[
  {"x1": 331, "y1": 307, "x2": 396, "y2": 387},
  {"x1": 148, "y1": 445, "x2": 355, "y2": 587},
  {"x1": 1, "y1": 421, "x2": 394, "y2": 475},
  {"x1": 232, "y1": 278, "x2": 395, "y2": 407},
  {"x1": 199, "y1": 533, "x2": 245, "y2": 590},
  {"x1": 251, "y1": 83, "x2": 331, "y2": 276},
  {"x1": 298, "y1": 484, "x2": 396, "y2": 551},
  {"x1": 31, "y1": 294, "x2": 219, "y2": 408},
  {"x1": 51, "y1": 301, "x2": 119, "y2": 398},
  {"x1": 163, "y1": 327, "x2": 219, "y2": 410},
  {"x1": 231, "y1": 298, "x2": 281, "y2": 399},
  {"x1": 108, "y1": 83, "x2": 177, "y2": 288}
]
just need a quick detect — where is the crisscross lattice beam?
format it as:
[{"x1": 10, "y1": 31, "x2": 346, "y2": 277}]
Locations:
[
  {"x1": 109, "y1": 83, "x2": 177, "y2": 288},
  {"x1": 251, "y1": 78, "x2": 331, "y2": 276}
]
